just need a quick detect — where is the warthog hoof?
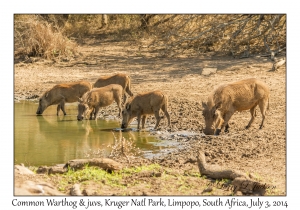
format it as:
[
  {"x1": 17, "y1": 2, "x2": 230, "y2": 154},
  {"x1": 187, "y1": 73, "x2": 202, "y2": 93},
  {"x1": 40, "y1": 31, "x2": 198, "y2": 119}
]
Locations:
[{"x1": 214, "y1": 129, "x2": 221, "y2": 136}]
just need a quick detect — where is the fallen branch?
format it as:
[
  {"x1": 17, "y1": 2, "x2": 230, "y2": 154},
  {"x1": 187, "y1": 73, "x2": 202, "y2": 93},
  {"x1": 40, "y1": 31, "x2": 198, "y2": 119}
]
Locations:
[
  {"x1": 64, "y1": 158, "x2": 123, "y2": 172},
  {"x1": 55, "y1": 61, "x2": 98, "y2": 67},
  {"x1": 271, "y1": 58, "x2": 286, "y2": 71},
  {"x1": 196, "y1": 150, "x2": 269, "y2": 195},
  {"x1": 197, "y1": 150, "x2": 249, "y2": 180}
]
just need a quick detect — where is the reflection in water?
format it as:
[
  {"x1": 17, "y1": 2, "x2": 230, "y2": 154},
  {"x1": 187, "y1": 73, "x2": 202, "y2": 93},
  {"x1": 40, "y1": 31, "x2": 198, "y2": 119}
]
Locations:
[{"x1": 14, "y1": 101, "x2": 165, "y2": 166}]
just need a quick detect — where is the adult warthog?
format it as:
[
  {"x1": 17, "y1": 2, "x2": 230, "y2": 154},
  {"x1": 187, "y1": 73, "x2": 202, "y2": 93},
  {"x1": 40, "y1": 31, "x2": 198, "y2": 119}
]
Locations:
[
  {"x1": 77, "y1": 84, "x2": 123, "y2": 121},
  {"x1": 93, "y1": 73, "x2": 133, "y2": 104},
  {"x1": 121, "y1": 90, "x2": 171, "y2": 130},
  {"x1": 36, "y1": 81, "x2": 92, "y2": 116},
  {"x1": 202, "y1": 78, "x2": 270, "y2": 135}
]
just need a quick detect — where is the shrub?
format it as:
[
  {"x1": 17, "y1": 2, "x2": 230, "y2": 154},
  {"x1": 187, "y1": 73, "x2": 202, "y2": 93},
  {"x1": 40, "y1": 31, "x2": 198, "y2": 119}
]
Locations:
[{"x1": 14, "y1": 15, "x2": 77, "y2": 60}]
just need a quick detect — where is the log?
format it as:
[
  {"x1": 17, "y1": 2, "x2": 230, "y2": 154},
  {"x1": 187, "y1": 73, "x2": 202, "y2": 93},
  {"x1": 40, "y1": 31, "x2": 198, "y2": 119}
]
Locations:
[
  {"x1": 196, "y1": 150, "x2": 267, "y2": 195},
  {"x1": 64, "y1": 158, "x2": 123, "y2": 172},
  {"x1": 196, "y1": 150, "x2": 249, "y2": 180},
  {"x1": 271, "y1": 59, "x2": 286, "y2": 71}
]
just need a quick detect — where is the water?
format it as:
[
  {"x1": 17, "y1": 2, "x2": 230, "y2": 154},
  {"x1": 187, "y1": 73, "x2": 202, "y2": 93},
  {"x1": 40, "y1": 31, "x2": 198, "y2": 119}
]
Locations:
[{"x1": 14, "y1": 101, "x2": 171, "y2": 166}]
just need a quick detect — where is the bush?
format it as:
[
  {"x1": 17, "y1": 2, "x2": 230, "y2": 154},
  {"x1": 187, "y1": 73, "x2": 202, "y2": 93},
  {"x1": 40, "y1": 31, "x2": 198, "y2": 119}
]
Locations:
[{"x1": 14, "y1": 15, "x2": 77, "y2": 60}]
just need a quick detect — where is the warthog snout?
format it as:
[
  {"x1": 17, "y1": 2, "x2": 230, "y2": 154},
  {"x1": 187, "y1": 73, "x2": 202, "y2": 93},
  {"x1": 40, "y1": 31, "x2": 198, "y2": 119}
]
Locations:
[
  {"x1": 77, "y1": 116, "x2": 84, "y2": 121},
  {"x1": 121, "y1": 123, "x2": 127, "y2": 129}
]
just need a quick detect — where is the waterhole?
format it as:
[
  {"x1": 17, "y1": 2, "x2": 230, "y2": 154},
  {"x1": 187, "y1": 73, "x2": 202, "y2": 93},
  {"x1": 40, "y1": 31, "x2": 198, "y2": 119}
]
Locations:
[{"x1": 14, "y1": 101, "x2": 177, "y2": 166}]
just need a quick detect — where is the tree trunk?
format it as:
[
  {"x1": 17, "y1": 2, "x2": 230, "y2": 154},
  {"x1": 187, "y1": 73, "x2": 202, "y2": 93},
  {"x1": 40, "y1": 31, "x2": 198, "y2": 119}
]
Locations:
[
  {"x1": 102, "y1": 14, "x2": 108, "y2": 28},
  {"x1": 140, "y1": 14, "x2": 155, "y2": 30}
]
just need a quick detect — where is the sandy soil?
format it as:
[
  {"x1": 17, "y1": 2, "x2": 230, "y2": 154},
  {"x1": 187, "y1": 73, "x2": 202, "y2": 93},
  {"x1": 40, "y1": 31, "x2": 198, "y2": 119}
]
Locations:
[{"x1": 14, "y1": 34, "x2": 286, "y2": 196}]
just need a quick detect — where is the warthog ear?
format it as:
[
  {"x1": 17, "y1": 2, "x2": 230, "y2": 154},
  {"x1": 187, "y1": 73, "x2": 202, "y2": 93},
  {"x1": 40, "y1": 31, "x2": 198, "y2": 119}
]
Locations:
[
  {"x1": 78, "y1": 97, "x2": 83, "y2": 103},
  {"x1": 202, "y1": 102, "x2": 207, "y2": 109},
  {"x1": 45, "y1": 92, "x2": 49, "y2": 98}
]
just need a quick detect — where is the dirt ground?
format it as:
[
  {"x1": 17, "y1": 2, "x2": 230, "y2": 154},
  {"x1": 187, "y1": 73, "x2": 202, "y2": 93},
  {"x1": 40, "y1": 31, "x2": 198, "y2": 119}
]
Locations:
[{"x1": 14, "y1": 33, "x2": 286, "y2": 196}]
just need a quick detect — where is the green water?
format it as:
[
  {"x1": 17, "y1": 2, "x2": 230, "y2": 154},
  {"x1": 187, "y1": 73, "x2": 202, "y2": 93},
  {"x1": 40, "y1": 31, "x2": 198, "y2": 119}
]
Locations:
[{"x1": 14, "y1": 101, "x2": 164, "y2": 166}]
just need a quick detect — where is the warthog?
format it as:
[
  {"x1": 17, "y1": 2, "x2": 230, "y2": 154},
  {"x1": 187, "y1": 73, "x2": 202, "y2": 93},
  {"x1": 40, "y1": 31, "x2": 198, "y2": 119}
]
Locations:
[
  {"x1": 202, "y1": 78, "x2": 270, "y2": 135},
  {"x1": 93, "y1": 73, "x2": 133, "y2": 104},
  {"x1": 121, "y1": 90, "x2": 171, "y2": 129},
  {"x1": 77, "y1": 84, "x2": 123, "y2": 121},
  {"x1": 36, "y1": 81, "x2": 92, "y2": 116}
]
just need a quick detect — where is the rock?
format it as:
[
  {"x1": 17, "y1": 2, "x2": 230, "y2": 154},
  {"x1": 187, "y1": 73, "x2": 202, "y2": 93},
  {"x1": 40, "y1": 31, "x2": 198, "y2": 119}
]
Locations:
[
  {"x1": 15, "y1": 180, "x2": 65, "y2": 196},
  {"x1": 70, "y1": 184, "x2": 82, "y2": 196},
  {"x1": 202, "y1": 67, "x2": 217, "y2": 76},
  {"x1": 49, "y1": 165, "x2": 67, "y2": 174},
  {"x1": 202, "y1": 187, "x2": 213, "y2": 193},
  {"x1": 15, "y1": 164, "x2": 35, "y2": 175},
  {"x1": 36, "y1": 166, "x2": 49, "y2": 174},
  {"x1": 83, "y1": 188, "x2": 97, "y2": 196}
]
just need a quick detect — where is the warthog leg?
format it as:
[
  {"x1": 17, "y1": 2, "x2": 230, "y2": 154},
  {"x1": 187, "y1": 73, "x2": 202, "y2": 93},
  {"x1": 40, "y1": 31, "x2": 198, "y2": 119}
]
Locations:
[
  {"x1": 215, "y1": 111, "x2": 234, "y2": 135},
  {"x1": 223, "y1": 113, "x2": 230, "y2": 133},
  {"x1": 162, "y1": 103, "x2": 171, "y2": 127},
  {"x1": 88, "y1": 108, "x2": 95, "y2": 120},
  {"x1": 154, "y1": 109, "x2": 161, "y2": 129},
  {"x1": 122, "y1": 94, "x2": 127, "y2": 105},
  {"x1": 57, "y1": 98, "x2": 66, "y2": 116},
  {"x1": 221, "y1": 111, "x2": 234, "y2": 133},
  {"x1": 61, "y1": 100, "x2": 67, "y2": 115},
  {"x1": 246, "y1": 106, "x2": 257, "y2": 129},
  {"x1": 136, "y1": 112, "x2": 142, "y2": 129},
  {"x1": 115, "y1": 95, "x2": 123, "y2": 117},
  {"x1": 93, "y1": 107, "x2": 100, "y2": 120},
  {"x1": 258, "y1": 98, "x2": 268, "y2": 129},
  {"x1": 164, "y1": 110, "x2": 171, "y2": 127},
  {"x1": 224, "y1": 124, "x2": 230, "y2": 133},
  {"x1": 141, "y1": 115, "x2": 147, "y2": 129},
  {"x1": 214, "y1": 117, "x2": 224, "y2": 135},
  {"x1": 56, "y1": 104, "x2": 61, "y2": 116}
]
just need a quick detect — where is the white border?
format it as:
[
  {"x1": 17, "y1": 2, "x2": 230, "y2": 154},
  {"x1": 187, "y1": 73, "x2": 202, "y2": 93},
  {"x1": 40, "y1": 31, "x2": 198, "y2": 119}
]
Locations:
[{"x1": 2, "y1": 0, "x2": 297, "y2": 209}]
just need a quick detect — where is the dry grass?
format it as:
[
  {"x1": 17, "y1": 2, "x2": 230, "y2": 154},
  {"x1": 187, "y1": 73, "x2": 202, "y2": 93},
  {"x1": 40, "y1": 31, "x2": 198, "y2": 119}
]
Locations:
[{"x1": 14, "y1": 15, "x2": 77, "y2": 60}]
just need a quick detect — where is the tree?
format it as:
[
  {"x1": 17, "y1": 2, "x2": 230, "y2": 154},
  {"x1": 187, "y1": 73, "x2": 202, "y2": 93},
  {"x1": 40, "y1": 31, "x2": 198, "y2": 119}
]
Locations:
[
  {"x1": 149, "y1": 14, "x2": 286, "y2": 58},
  {"x1": 102, "y1": 14, "x2": 108, "y2": 28},
  {"x1": 140, "y1": 14, "x2": 156, "y2": 30}
]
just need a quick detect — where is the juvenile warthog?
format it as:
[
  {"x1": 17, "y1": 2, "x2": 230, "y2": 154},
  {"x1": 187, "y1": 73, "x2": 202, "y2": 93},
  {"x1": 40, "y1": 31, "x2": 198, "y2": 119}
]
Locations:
[
  {"x1": 202, "y1": 78, "x2": 270, "y2": 135},
  {"x1": 93, "y1": 73, "x2": 133, "y2": 104},
  {"x1": 36, "y1": 81, "x2": 92, "y2": 116},
  {"x1": 121, "y1": 90, "x2": 171, "y2": 129},
  {"x1": 77, "y1": 84, "x2": 123, "y2": 121}
]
